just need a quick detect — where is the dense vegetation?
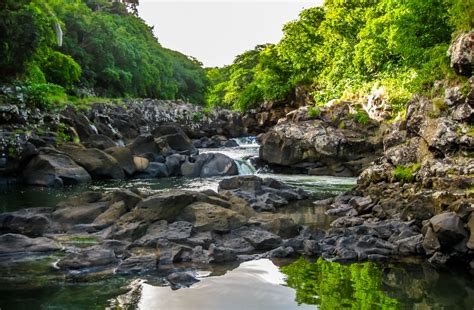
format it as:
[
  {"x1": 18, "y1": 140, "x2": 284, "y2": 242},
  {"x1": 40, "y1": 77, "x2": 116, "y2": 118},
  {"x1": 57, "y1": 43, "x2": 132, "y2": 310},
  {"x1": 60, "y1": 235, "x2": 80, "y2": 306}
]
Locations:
[
  {"x1": 207, "y1": 0, "x2": 473, "y2": 112},
  {"x1": 0, "y1": 0, "x2": 209, "y2": 107}
]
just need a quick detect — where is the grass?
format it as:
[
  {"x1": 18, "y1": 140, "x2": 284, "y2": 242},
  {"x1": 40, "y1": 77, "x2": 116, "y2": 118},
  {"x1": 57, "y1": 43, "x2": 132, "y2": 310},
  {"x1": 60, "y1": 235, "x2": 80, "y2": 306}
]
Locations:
[
  {"x1": 393, "y1": 163, "x2": 421, "y2": 183},
  {"x1": 308, "y1": 106, "x2": 321, "y2": 118}
]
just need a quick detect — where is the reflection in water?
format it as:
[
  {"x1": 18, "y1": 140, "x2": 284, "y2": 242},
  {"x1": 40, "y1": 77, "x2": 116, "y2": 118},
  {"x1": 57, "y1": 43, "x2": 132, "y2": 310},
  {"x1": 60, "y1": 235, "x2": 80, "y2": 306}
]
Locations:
[{"x1": 281, "y1": 258, "x2": 474, "y2": 309}]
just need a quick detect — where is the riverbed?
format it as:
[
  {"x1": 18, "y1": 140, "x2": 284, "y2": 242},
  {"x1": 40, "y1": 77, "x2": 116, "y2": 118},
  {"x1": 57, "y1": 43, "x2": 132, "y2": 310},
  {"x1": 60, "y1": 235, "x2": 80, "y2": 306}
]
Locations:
[{"x1": 0, "y1": 139, "x2": 473, "y2": 309}]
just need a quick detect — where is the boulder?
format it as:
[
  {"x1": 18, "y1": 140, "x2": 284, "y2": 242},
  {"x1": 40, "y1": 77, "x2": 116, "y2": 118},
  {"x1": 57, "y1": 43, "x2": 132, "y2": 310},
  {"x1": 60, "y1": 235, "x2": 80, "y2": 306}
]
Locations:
[
  {"x1": 53, "y1": 202, "x2": 109, "y2": 226},
  {"x1": 115, "y1": 255, "x2": 158, "y2": 275},
  {"x1": 429, "y1": 212, "x2": 468, "y2": 247},
  {"x1": 181, "y1": 153, "x2": 238, "y2": 178},
  {"x1": 83, "y1": 134, "x2": 116, "y2": 150},
  {"x1": 166, "y1": 271, "x2": 199, "y2": 289},
  {"x1": 93, "y1": 201, "x2": 128, "y2": 227},
  {"x1": 105, "y1": 147, "x2": 136, "y2": 176},
  {"x1": 448, "y1": 31, "x2": 474, "y2": 77},
  {"x1": 0, "y1": 234, "x2": 60, "y2": 255},
  {"x1": 22, "y1": 148, "x2": 91, "y2": 187},
  {"x1": 134, "y1": 162, "x2": 168, "y2": 178},
  {"x1": 179, "y1": 202, "x2": 247, "y2": 232},
  {"x1": 57, "y1": 246, "x2": 117, "y2": 270},
  {"x1": 235, "y1": 227, "x2": 282, "y2": 250},
  {"x1": 467, "y1": 214, "x2": 474, "y2": 250},
  {"x1": 127, "y1": 134, "x2": 161, "y2": 156},
  {"x1": 133, "y1": 190, "x2": 197, "y2": 222},
  {"x1": 153, "y1": 125, "x2": 198, "y2": 156},
  {"x1": 0, "y1": 210, "x2": 51, "y2": 236},
  {"x1": 133, "y1": 156, "x2": 150, "y2": 172},
  {"x1": 58, "y1": 144, "x2": 125, "y2": 180},
  {"x1": 165, "y1": 154, "x2": 186, "y2": 176}
]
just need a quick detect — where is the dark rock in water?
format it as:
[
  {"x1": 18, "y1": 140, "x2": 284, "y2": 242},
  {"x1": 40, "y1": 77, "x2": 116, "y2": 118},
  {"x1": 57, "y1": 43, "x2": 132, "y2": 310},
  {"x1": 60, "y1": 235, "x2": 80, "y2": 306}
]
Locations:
[
  {"x1": 166, "y1": 271, "x2": 200, "y2": 289},
  {"x1": 0, "y1": 209, "x2": 52, "y2": 236},
  {"x1": 93, "y1": 201, "x2": 128, "y2": 227},
  {"x1": 428, "y1": 252, "x2": 450, "y2": 266},
  {"x1": 134, "y1": 162, "x2": 169, "y2": 178},
  {"x1": 422, "y1": 227, "x2": 441, "y2": 255},
  {"x1": 57, "y1": 246, "x2": 117, "y2": 270},
  {"x1": 200, "y1": 153, "x2": 238, "y2": 177},
  {"x1": 105, "y1": 147, "x2": 136, "y2": 176},
  {"x1": 208, "y1": 244, "x2": 237, "y2": 262},
  {"x1": 22, "y1": 147, "x2": 91, "y2": 187},
  {"x1": 218, "y1": 175, "x2": 308, "y2": 212},
  {"x1": 235, "y1": 227, "x2": 282, "y2": 250},
  {"x1": 0, "y1": 233, "x2": 60, "y2": 255},
  {"x1": 192, "y1": 136, "x2": 239, "y2": 148},
  {"x1": 83, "y1": 134, "x2": 116, "y2": 150},
  {"x1": 165, "y1": 154, "x2": 186, "y2": 176},
  {"x1": 53, "y1": 202, "x2": 109, "y2": 226},
  {"x1": 58, "y1": 143, "x2": 125, "y2": 180},
  {"x1": 61, "y1": 107, "x2": 97, "y2": 140},
  {"x1": 115, "y1": 254, "x2": 158, "y2": 275},
  {"x1": 429, "y1": 212, "x2": 468, "y2": 248}
]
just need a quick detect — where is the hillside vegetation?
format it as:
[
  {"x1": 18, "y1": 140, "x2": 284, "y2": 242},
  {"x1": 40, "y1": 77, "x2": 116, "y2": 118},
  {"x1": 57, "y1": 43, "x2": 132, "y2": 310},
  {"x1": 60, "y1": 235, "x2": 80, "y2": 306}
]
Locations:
[
  {"x1": 0, "y1": 0, "x2": 209, "y2": 107},
  {"x1": 207, "y1": 0, "x2": 473, "y2": 113}
]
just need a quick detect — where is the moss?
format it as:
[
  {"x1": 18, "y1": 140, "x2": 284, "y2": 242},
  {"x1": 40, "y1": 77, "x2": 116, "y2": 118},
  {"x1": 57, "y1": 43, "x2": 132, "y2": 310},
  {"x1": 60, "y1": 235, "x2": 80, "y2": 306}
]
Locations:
[{"x1": 393, "y1": 163, "x2": 421, "y2": 183}]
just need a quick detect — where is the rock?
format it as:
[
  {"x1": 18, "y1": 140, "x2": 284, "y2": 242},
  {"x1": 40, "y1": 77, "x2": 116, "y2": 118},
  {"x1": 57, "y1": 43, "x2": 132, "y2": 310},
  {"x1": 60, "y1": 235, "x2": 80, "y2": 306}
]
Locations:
[
  {"x1": 58, "y1": 144, "x2": 125, "y2": 180},
  {"x1": 108, "y1": 190, "x2": 142, "y2": 210},
  {"x1": 57, "y1": 246, "x2": 117, "y2": 270},
  {"x1": 0, "y1": 234, "x2": 60, "y2": 255},
  {"x1": 133, "y1": 190, "x2": 197, "y2": 222},
  {"x1": 422, "y1": 227, "x2": 441, "y2": 255},
  {"x1": 165, "y1": 154, "x2": 186, "y2": 176},
  {"x1": 93, "y1": 201, "x2": 128, "y2": 227},
  {"x1": 264, "y1": 246, "x2": 294, "y2": 258},
  {"x1": 200, "y1": 153, "x2": 238, "y2": 177},
  {"x1": 115, "y1": 255, "x2": 158, "y2": 275},
  {"x1": 133, "y1": 156, "x2": 150, "y2": 172},
  {"x1": 166, "y1": 271, "x2": 199, "y2": 289},
  {"x1": 105, "y1": 147, "x2": 136, "y2": 176},
  {"x1": 135, "y1": 162, "x2": 169, "y2": 178},
  {"x1": 127, "y1": 134, "x2": 160, "y2": 157},
  {"x1": 448, "y1": 30, "x2": 474, "y2": 77},
  {"x1": 467, "y1": 214, "x2": 474, "y2": 250},
  {"x1": 56, "y1": 191, "x2": 103, "y2": 208},
  {"x1": 179, "y1": 202, "x2": 246, "y2": 232},
  {"x1": 208, "y1": 244, "x2": 237, "y2": 262},
  {"x1": 248, "y1": 213, "x2": 299, "y2": 238},
  {"x1": 153, "y1": 125, "x2": 198, "y2": 156},
  {"x1": 349, "y1": 196, "x2": 373, "y2": 214},
  {"x1": 428, "y1": 252, "x2": 450, "y2": 266},
  {"x1": 22, "y1": 148, "x2": 91, "y2": 187},
  {"x1": 429, "y1": 212, "x2": 468, "y2": 247},
  {"x1": 53, "y1": 202, "x2": 109, "y2": 226},
  {"x1": 396, "y1": 234, "x2": 423, "y2": 255},
  {"x1": 0, "y1": 210, "x2": 51, "y2": 236},
  {"x1": 163, "y1": 221, "x2": 194, "y2": 242},
  {"x1": 235, "y1": 227, "x2": 282, "y2": 250},
  {"x1": 83, "y1": 134, "x2": 116, "y2": 150}
]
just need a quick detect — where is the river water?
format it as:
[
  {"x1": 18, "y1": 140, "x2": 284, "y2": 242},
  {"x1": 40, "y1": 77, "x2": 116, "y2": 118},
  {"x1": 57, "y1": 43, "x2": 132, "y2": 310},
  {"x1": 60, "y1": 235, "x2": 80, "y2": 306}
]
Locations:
[{"x1": 0, "y1": 138, "x2": 473, "y2": 309}]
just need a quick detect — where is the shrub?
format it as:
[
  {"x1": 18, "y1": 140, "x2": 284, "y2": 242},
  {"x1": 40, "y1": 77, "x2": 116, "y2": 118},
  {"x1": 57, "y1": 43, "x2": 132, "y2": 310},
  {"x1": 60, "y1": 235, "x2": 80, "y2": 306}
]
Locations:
[
  {"x1": 308, "y1": 106, "x2": 321, "y2": 118},
  {"x1": 393, "y1": 163, "x2": 421, "y2": 183}
]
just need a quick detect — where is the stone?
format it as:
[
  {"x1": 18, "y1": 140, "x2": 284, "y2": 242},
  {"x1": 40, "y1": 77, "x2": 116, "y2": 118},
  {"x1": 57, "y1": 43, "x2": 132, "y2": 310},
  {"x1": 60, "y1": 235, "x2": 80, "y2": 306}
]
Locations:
[
  {"x1": 127, "y1": 134, "x2": 160, "y2": 156},
  {"x1": 53, "y1": 202, "x2": 109, "y2": 226},
  {"x1": 57, "y1": 246, "x2": 117, "y2": 270},
  {"x1": 467, "y1": 215, "x2": 474, "y2": 250},
  {"x1": 105, "y1": 147, "x2": 136, "y2": 176},
  {"x1": 0, "y1": 210, "x2": 51, "y2": 236},
  {"x1": 133, "y1": 190, "x2": 197, "y2": 222},
  {"x1": 208, "y1": 244, "x2": 237, "y2": 262},
  {"x1": 428, "y1": 252, "x2": 450, "y2": 266},
  {"x1": 134, "y1": 162, "x2": 168, "y2": 178},
  {"x1": 236, "y1": 227, "x2": 282, "y2": 250},
  {"x1": 422, "y1": 227, "x2": 441, "y2": 255},
  {"x1": 166, "y1": 271, "x2": 200, "y2": 289},
  {"x1": 248, "y1": 213, "x2": 299, "y2": 238},
  {"x1": 429, "y1": 212, "x2": 468, "y2": 247},
  {"x1": 23, "y1": 148, "x2": 91, "y2": 187},
  {"x1": 84, "y1": 134, "x2": 116, "y2": 150},
  {"x1": 179, "y1": 202, "x2": 246, "y2": 232},
  {"x1": 58, "y1": 144, "x2": 125, "y2": 180},
  {"x1": 448, "y1": 30, "x2": 474, "y2": 77},
  {"x1": 93, "y1": 201, "x2": 128, "y2": 227},
  {"x1": 0, "y1": 234, "x2": 60, "y2": 255},
  {"x1": 133, "y1": 156, "x2": 150, "y2": 172},
  {"x1": 165, "y1": 154, "x2": 186, "y2": 176},
  {"x1": 115, "y1": 255, "x2": 158, "y2": 275}
]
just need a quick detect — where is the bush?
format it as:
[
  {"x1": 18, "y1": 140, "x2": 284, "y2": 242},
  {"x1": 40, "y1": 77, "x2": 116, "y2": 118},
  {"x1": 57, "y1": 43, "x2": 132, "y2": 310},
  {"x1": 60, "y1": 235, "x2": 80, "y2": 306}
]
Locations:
[
  {"x1": 308, "y1": 106, "x2": 321, "y2": 118},
  {"x1": 393, "y1": 163, "x2": 421, "y2": 183},
  {"x1": 353, "y1": 108, "x2": 370, "y2": 125}
]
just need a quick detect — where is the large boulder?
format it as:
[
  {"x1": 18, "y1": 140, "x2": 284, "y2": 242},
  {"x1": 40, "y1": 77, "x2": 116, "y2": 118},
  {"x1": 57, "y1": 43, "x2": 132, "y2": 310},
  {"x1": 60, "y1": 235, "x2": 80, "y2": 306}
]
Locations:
[
  {"x1": 127, "y1": 134, "x2": 161, "y2": 157},
  {"x1": 180, "y1": 153, "x2": 238, "y2": 178},
  {"x1": 83, "y1": 134, "x2": 116, "y2": 150},
  {"x1": 153, "y1": 125, "x2": 198, "y2": 156},
  {"x1": 0, "y1": 233, "x2": 60, "y2": 255},
  {"x1": 105, "y1": 147, "x2": 136, "y2": 176},
  {"x1": 448, "y1": 31, "x2": 473, "y2": 77},
  {"x1": 429, "y1": 212, "x2": 468, "y2": 248},
  {"x1": 133, "y1": 190, "x2": 198, "y2": 222},
  {"x1": 58, "y1": 143, "x2": 125, "y2": 180},
  {"x1": 22, "y1": 148, "x2": 91, "y2": 187},
  {"x1": 0, "y1": 209, "x2": 51, "y2": 236}
]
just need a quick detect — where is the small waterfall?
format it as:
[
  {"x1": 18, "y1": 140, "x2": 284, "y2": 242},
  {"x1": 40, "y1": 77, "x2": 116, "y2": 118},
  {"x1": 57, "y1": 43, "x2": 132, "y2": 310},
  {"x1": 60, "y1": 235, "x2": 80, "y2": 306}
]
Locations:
[{"x1": 235, "y1": 158, "x2": 257, "y2": 175}]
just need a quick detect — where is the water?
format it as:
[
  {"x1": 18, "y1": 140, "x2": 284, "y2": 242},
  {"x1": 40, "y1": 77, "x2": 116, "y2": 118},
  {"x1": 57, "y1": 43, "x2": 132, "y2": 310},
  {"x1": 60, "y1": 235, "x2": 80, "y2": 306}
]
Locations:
[{"x1": 1, "y1": 137, "x2": 472, "y2": 309}]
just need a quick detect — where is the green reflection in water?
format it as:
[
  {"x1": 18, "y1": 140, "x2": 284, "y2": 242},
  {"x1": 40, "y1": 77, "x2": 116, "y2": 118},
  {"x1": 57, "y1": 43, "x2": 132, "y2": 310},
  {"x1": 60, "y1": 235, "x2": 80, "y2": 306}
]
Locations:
[{"x1": 281, "y1": 258, "x2": 399, "y2": 309}]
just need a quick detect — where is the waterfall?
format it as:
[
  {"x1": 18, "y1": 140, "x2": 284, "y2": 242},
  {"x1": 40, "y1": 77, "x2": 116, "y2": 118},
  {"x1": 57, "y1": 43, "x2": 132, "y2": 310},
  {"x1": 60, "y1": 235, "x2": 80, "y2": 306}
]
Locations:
[
  {"x1": 235, "y1": 158, "x2": 257, "y2": 175},
  {"x1": 54, "y1": 22, "x2": 63, "y2": 47}
]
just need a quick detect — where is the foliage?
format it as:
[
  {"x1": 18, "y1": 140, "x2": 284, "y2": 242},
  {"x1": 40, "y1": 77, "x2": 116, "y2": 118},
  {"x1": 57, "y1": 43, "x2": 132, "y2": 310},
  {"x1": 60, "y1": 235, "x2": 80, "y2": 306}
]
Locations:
[
  {"x1": 281, "y1": 258, "x2": 399, "y2": 309},
  {"x1": 352, "y1": 107, "x2": 370, "y2": 125},
  {"x1": 308, "y1": 106, "x2": 321, "y2": 118},
  {"x1": 0, "y1": 0, "x2": 209, "y2": 107},
  {"x1": 393, "y1": 163, "x2": 421, "y2": 183},
  {"x1": 207, "y1": 0, "x2": 472, "y2": 113}
]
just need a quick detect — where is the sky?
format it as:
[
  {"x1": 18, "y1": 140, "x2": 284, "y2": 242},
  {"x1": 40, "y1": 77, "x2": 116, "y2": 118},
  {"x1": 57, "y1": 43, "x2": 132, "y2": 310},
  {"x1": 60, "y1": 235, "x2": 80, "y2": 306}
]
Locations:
[{"x1": 138, "y1": 0, "x2": 322, "y2": 68}]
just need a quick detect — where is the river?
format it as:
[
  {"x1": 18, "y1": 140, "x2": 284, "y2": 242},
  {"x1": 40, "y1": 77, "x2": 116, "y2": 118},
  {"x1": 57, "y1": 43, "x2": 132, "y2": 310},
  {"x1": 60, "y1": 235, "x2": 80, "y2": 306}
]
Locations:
[{"x1": 0, "y1": 138, "x2": 473, "y2": 309}]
